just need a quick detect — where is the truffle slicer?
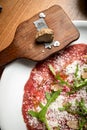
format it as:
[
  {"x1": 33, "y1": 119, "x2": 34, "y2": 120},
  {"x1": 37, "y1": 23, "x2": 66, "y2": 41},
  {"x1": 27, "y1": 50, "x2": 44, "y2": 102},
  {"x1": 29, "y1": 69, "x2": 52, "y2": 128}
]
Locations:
[{"x1": 0, "y1": 5, "x2": 79, "y2": 68}]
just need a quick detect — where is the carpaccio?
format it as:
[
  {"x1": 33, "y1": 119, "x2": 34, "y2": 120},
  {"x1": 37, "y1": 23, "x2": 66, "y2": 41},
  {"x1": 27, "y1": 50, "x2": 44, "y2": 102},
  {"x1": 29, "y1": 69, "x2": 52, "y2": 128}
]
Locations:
[{"x1": 22, "y1": 44, "x2": 87, "y2": 130}]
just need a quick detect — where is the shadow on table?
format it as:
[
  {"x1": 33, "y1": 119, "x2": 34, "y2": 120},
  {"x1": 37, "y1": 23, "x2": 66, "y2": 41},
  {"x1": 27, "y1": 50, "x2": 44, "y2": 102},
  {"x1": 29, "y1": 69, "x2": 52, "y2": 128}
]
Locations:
[
  {"x1": 0, "y1": 67, "x2": 4, "y2": 78},
  {"x1": 78, "y1": 0, "x2": 87, "y2": 17}
]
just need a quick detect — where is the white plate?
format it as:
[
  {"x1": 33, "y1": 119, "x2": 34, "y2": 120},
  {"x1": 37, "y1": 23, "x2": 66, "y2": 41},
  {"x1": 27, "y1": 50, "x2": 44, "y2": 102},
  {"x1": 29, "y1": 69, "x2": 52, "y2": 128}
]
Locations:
[{"x1": 0, "y1": 21, "x2": 87, "y2": 130}]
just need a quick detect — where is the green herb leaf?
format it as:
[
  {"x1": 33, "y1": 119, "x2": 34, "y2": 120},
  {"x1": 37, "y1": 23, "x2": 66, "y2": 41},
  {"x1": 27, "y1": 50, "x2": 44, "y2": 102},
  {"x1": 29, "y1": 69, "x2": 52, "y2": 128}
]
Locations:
[
  {"x1": 58, "y1": 102, "x2": 71, "y2": 112},
  {"x1": 28, "y1": 110, "x2": 39, "y2": 118},
  {"x1": 58, "y1": 107, "x2": 65, "y2": 111},
  {"x1": 70, "y1": 64, "x2": 87, "y2": 93},
  {"x1": 39, "y1": 103, "x2": 44, "y2": 108},
  {"x1": 61, "y1": 98, "x2": 87, "y2": 129},
  {"x1": 48, "y1": 64, "x2": 70, "y2": 88},
  {"x1": 56, "y1": 74, "x2": 70, "y2": 86},
  {"x1": 76, "y1": 98, "x2": 87, "y2": 117},
  {"x1": 28, "y1": 90, "x2": 61, "y2": 130},
  {"x1": 75, "y1": 79, "x2": 87, "y2": 88},
  {"x1": 45, "y1": 92, "x2": 51, "y2": 101},
  {"x1": 78, "y1": 119, "x2": 86, "y2": 130},
  {"x1": 71, "y1": 79, "x2": 87, "y2": 94},
  {"x1": 84, "y1": 68, "x2": 87, "y2": 72},
  {"x1": 48, "y1": 64, "x2": 56, "y2": 76},
  {"x1": 74, "y1": 64, "x2": 79, "y2": 78}
]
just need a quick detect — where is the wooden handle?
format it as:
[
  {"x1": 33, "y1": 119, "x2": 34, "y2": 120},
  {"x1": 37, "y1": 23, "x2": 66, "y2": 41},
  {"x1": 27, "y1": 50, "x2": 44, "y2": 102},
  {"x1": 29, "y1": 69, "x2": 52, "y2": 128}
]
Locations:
[{"x1": 0, "y1": 41, "x2": 19, "y2": 67}]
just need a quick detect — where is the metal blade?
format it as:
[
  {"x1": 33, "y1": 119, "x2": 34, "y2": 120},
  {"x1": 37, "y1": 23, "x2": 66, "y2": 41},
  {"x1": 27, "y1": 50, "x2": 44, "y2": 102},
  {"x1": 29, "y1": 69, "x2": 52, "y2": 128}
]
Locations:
[{"x1": 33, "y1": 18, "x2": 48, "y2": 31}]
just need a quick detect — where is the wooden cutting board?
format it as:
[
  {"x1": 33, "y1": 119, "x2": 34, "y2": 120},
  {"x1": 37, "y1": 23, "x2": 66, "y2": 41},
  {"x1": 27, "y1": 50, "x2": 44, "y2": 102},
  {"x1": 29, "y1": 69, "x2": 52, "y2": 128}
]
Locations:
[{"x1": 0, "y1": 5, "x2": 79, "y2": 67}]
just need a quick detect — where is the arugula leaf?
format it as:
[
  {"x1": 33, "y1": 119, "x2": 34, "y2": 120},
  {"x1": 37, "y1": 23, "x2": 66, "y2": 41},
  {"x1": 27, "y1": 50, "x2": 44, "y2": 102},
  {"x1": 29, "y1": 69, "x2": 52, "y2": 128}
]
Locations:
[
  {"x1": 56, "y1": 74, "x2": 70, "y2": 86},
  {"x1": 58, "y1": 107, "x2": 65, "y2": 111},
  {"x1": 70, "y1": 78, "x2": 87, "y2": 94},
  {"x1": 76, "y1": 99, "x2": 87, "y2": 130},
  {"x1": 39, "y1": 103, "x2": 44, "y2": 108},
  {"x1": 28, "y1": 90, "x2": 61, "y2": 130},
  {"x1": 78, "y1": 119, "x2": 86, "y2": 130},
  {"x1": 76, "y1": 79, "x2": 87, "y2": 88},
  {"x1": 70, "y1": 64, "x2": 87, "y2": 93},
  {"x1": 48, "y1": 64, "x2": 56, "y2": 76},
  {"x1": 58, "y1": 102, "x2": 72, "y2": 112},
  {"x1": 39, "y1": 90, "x2": 61, "y2": 123},
  {"x1": 28, "y1": 110, "x2": 39, "y2": 118},
  {"x1": 48, "y1": 64, "x2": 70, "y2": 87},
  {"x1": 58, "y1": 98, "x2": 87, "y2": 129},
  {"x1": 76, "y1": 98, "x2": 87, "y2": 117},
  {"x1": 84, "y1": 68, "x2": 87, "y2": 72},
  {"x1": 74, "y1": 64, "x2": 79, "y2": 78},
  {"x1": 45, "y1": 92, "x2": 51, "y2": 101}
]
